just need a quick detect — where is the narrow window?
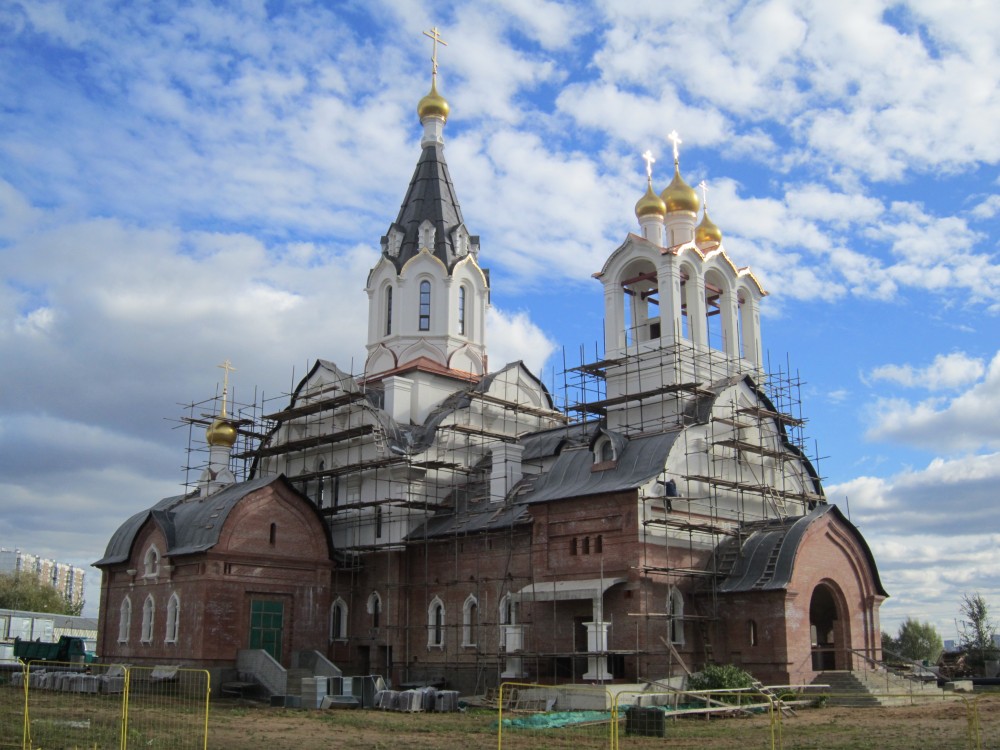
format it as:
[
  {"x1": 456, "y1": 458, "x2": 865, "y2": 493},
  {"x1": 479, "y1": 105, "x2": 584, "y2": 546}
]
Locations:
[
  {"x1": 166, "y1": 593, "x2": 180, "y2": 643},
  {"x1": 141, "y1": 595, "x2": 155, "y2": 643},
  {"x1": 748, "y1": 620, "x2": 758, "y2": 647},
  {"x1": 668, "y1": 588, "x2": 685, "y2": 645},
  {"x1": 570, "y1": 537, "x2": 578, "y2": 556},
  {"x1": 419, "y1": 280, "x2": 431, "y2": 331},
  {"x1": 317, "y1": 461, "x2": 325, "y2": 508},
  {"x1": 331, "y1": 598, "x2": 348, "y2": 640},
  {"x1": 595, "y1": 535, "x2": 603, "y2": 553},
  {"x1": 428, "y1": 597, "x2": 445, "y2": 648},
  {"x1": 269, "y1": 523, "x2": 276, "y2": 546},
  {"x1": 583, "y1": 536, "x2": 590, "y2": 555},
  {"x1": 462, "y1": 595, "x2": 478, "y2": 647},
  {"x1": 118, "y1": 596, "x2": 132, "y2": 643},
  {"x1": 385, "y1": 287, "x2": 393, "y2": 336},
  {"x1": 458, "y1": 286, "x2": 466, "y2": 335}
]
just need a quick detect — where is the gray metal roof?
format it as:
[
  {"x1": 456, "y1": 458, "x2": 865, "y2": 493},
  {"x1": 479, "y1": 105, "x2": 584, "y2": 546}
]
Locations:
[
  {"x1": 717, "y1": 504, "x2": 888, "y2": 595},
  {"x1": 514, "y1": 430, "x2": 680, "y2": 505},
  {"x1": 382, "y1": 142, "x2": 475, "y2": 273},
  {"x1": 94, "y1": 475, "x2": 293, "y2": 566}
]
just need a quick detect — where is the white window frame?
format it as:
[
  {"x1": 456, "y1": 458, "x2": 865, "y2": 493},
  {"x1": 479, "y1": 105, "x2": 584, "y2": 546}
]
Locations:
[
  {"x1": 143, "y1": 545, "x2": 160, "y2": 578},
  {"x1": 462, "y1": 594, "x2": 478, "y2": 648},
  {"x1": 118, "y1": 596, "x2": 132, "y2": 643},
  {"x1": 427, "y1": 596, "x2": 445, "y2": 650},
  {"x1": 165, "y1": 593, "x2": 180, "y2": 643},
  {"x1": 141, "y1": 594, "x2": 155, "y2": 644}
]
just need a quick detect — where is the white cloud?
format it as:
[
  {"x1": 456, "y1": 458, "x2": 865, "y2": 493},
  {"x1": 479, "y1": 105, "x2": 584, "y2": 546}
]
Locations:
[
  {"x1": 487, "y1": 306, "x2": 558, "y2": 377},
  {"x1": 867, "y1": 352, "x2": 986, "y2": 390},
  {"x1": 865, "y1": 351, "x2": 1000, "y2": 451}
]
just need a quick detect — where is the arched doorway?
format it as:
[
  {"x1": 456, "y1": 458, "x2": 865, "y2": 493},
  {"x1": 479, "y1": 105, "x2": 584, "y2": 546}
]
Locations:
[{"x1": 810, "y1": 583, "x2": 850, "y2": 670}]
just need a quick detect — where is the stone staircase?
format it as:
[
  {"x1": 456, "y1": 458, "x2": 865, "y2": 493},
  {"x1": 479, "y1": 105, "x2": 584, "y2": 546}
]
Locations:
[{"x1": 812, "y1": 670, "x2": 945, "y2": 707}]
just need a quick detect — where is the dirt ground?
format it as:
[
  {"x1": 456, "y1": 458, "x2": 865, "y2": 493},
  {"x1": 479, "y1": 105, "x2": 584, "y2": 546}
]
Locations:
[{"x1": 208, "y1": 693, "x2": 1000, "y2": 750}]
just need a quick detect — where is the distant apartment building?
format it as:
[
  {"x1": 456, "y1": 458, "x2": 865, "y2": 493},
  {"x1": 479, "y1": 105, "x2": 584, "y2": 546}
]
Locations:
[{"x1": 0, "y1": 547, "x2": 86, "y2": 609}]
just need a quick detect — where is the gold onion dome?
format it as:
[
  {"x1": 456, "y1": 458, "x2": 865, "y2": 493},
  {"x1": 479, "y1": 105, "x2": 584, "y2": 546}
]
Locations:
[
  {"x1": 206, "y1": 418, "x2": 237, "y2": 448},
  {"x1": 660, "y1": 164, "x2": 700, "y2": 214},
  {"x1": 635, "y1": 180, "x2": 667, "y2": 219},
  {"x1": 696, "y1": 209, "x2": 723, "y2": 246},
  {"x1": 417, "y1": 80, "x2": 450, "y2": 122}
]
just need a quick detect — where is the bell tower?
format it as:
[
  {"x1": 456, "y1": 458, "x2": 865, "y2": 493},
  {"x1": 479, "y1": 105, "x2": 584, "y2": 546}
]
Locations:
[{"x1": 364, "y1": 27, "x2": 489, "y2": 381}]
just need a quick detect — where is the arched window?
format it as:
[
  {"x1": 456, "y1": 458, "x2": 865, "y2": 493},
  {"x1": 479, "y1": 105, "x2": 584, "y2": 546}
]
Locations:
[
  {"x1": 668, "y1": 587, "x2": 685, "y2": 645},
  {"x1": 141, "y1": 595, "x2": 155, "y2": 643},
  {"x1": 385, "y1": 286, "x2": 393, "y2": 336},
  {"x1": 143, "y1": 546, "x2": 160, "y2": 578},
  {"x1": 582, "y1": 536, "x2": 590, "y2": 555},
  {"x1": 269, "y1": 523, "x2": 276, "y2": 546},
  {"x1": 331, "y1": 598, "x2": 348, "y2": 640},
  {"x1": 118, "y1": 596, "x2": 132, "y2": 643},
  {"x1": 165, "y1": 593, "x2": 180, "y2": 643},
  {"x1": 458, "y1": 286, "x2": 466, "y2": 335},
  {"x1": 428, "y1": 596, "x2": 445, "y2": 648},
  {"x1": 570, "y1": 537, "x2": 578, "y2": 556},
  {"x1": 462, "y1": 595, "x2": 478, "y2": 648},
  {"x1": 595, "y1": 535, "x2": 603, "y2": 553},
  {"x1": 499, "y1": 594, "x2": 513, "y2": 626},
  {"x1": 418, "y1": 280, "x2": 431, "y2": 331},
  {"x1": 748, "y1": 619, "x2": 758, "y2": 647},
  {"x1": 367, "y1": 592, "x2": 382, "y2": 630},
  {"x1": 316, "y1": 461, "x2": 326, "y2": 508}
]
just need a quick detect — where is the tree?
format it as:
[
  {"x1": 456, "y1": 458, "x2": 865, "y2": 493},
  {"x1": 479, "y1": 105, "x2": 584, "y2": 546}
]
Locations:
[
  {"x1": 894, "y1": 618, "x2": 943, "y2": 663},
  {"x1": 0, "y1": 572, "x2": 83, "y2": 616},
  {"x1": 958, "y1": 592, "x2": 998, "y2": 673},
  {"x1": 881, "y1": 630, "x2": 897, "y2": 657}
]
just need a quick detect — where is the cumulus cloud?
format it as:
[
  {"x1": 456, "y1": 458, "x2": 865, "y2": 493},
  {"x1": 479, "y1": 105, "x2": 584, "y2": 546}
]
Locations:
[
  {"x1": 867, "y1": 352, "x2": 986, "y2": 390},
  {"x1": 865, "y1": 351, "x2": 1000, "y2": 451}
]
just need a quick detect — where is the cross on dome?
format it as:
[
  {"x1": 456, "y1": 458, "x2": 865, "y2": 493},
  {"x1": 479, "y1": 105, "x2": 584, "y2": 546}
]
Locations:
[
  {"x1": 667, "y1": 130, "x2": 682, "y2": 163},
  {"x1": 423, "y1": 27, "x2": 448, "y2": 79},
  {"x1": 699, "y1": 180, "x2": 709, "y2": 209},
  {"x1": 642, "y1": 150, "x2": 655, "y2": 181},
  {"x1": 217, "y1": 359, "x2": 236, "y2": 418}
]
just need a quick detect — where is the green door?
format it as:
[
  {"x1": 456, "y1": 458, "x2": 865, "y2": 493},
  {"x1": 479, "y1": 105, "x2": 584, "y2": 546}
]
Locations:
[{"x1": 249, "y1": 600, "x2": 284, "y2": 662}]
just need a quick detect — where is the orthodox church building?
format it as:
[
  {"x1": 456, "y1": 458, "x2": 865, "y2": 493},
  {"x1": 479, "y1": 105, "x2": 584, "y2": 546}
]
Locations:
[{"x1": 95, "y1": 58, "x2": 886, "y2": 694}]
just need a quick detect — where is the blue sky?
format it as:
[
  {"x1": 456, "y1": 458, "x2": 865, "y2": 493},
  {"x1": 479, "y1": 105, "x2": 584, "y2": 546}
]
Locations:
[{"x1": 2, "y1": 0, "x2": 999, "y2": 641}]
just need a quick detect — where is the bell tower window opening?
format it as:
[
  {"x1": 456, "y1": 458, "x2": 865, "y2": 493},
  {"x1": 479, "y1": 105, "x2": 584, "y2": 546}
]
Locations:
[
  {"x1": 620, "y1": 265, "x2": 658, "y2": 345},
  {"x1": 384, "y1": 287, "x2": 393, "y2": 336},
  {"x1": 419, "y1": 280, "x2": 431, "y2": 331},
  {"x1": 704, "y1": 271, "x2": 726, "y2": 352},
  {"x1": 458, "y1": 285, "x2": 466, "y2": 335}
]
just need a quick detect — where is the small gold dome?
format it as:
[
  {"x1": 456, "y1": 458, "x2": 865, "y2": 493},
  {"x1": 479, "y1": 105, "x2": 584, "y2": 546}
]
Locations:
[
  {"x1": 660, "y1": 164, "x2": 700, "y2": 214},
  {"x1": 696, "y1": 209, "x2": 723, "y2": 247},
  {"x1": 635, "y1": 181, "x2": 667, "y2": 219},
  {"x1": 417, "y1": 80, "x2": 450, "y2": 122},
  {"x1": 206, "y1": 418, "x2": 237, "y2": 448}
]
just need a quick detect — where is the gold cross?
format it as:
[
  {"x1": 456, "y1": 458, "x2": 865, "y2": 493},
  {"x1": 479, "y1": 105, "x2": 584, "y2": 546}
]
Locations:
[
  {"x1": 423, "y1": 27, "x2": 448, "y2": 78},
  {"x1": 642, "y1": 150, "x2": 655, "y2": 181},
  {"x1": 667, "y1": 130, "x2": 682, "y2": 164},
  {"x1": 217, "y1": 359, "x2": 236, "y2": 418}
]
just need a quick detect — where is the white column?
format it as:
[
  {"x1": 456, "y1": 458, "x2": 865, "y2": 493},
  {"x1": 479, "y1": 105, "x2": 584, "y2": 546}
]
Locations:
[
  {"x1": 501, "y1": 624, "x2": 524, "y2": 679},
  {"x1": 657, "y1": 260, "x2": 683, "y2": 348},
  {"x1": 582, "y1": 622, "x2": 611, "y2": 681},
  {"x1": 721, "y1": 288, "x2": 740, "y2": 360},
  {"x1": 603, "y1": 284, "x2": 626, "y2": 356}
]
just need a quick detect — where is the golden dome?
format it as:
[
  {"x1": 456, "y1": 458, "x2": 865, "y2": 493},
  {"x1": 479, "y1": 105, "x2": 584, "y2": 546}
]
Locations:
[
  {"x1": 417, "y1": 80, "x2": 450, "y2": 122},
  {"x1": 696, "y1": 208, "x2": 723, "y2": 247},
  {"x1": 206, "y1": 418, "x2": 237, "y2": 448},
  {"x1": 635, "y1": 180, "x2": 667, "y2": 219},
  {"x1": 660, "y1": 164, "x2": 700, "y2": 214}
]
